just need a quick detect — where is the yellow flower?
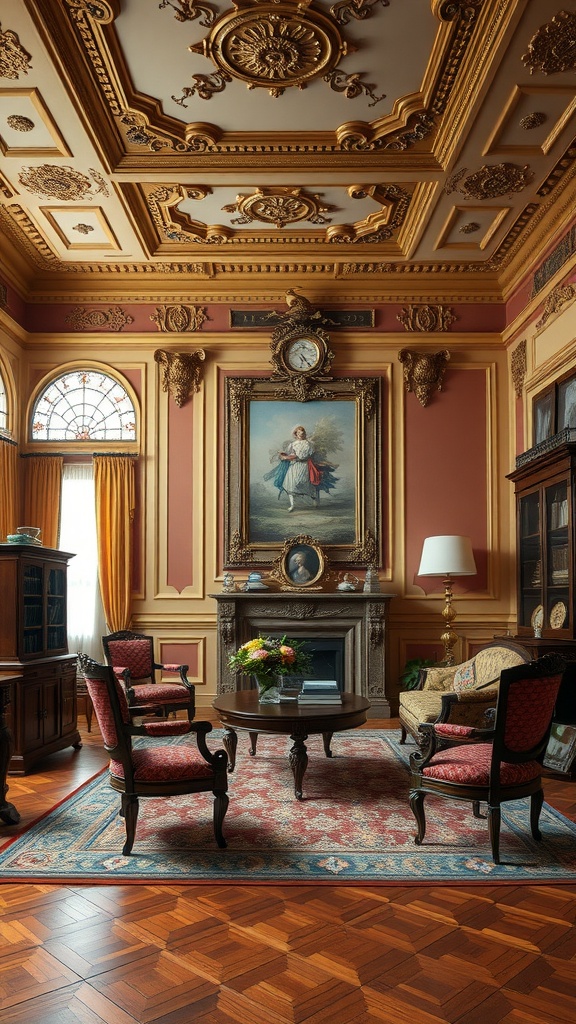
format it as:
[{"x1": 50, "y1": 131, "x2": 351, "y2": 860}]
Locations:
[{"x1": 242, "y1": 638, "x2": 264, "y2": 651}]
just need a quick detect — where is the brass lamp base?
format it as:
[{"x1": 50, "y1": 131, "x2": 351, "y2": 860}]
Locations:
[{"x1": 441, "y1": 577, "x2": 458, "y2": 666}]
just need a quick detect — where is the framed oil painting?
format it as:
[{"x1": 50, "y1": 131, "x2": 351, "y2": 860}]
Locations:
[{"x1": 224, "y1": 376, "x2": 381, "y2": 567}]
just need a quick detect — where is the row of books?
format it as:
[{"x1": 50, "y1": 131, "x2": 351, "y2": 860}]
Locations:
[{"x1": 278, "y1": 679, "x2": 338, "y2": 704}]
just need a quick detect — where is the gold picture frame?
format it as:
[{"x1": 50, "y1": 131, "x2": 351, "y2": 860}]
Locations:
[
  {"x1": 269, "y1": 535, "x2": 329, "y2": 590},
  {"x1": 223, "y1": 375, "x2": 381, "y2": 567}
]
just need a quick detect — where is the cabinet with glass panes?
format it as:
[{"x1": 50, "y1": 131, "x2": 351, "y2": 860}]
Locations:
[
  {"x1": 508, "y1": 441, "x2": 576, "y2": 643},
  {"x1": 0, "y1": 545, "x2": 81, "y2": 773}
]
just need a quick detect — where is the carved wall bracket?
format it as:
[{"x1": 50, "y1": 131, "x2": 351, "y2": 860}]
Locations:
[
  {"x1": 154, "y1": 349, "x2": 206, "y2": 406},
  {"x1": 398, "y1": 348, "x2": 450, "y2": 407}
]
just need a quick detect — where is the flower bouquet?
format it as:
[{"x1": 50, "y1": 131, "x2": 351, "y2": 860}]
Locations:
[{"x1": 228, "y1": 635, "x2": 312, "y2": 702}]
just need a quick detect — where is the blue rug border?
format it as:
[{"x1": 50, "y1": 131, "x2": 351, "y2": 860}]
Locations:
[{"x1": 1, "y1": 730, "x2": 575, "y2": 884}]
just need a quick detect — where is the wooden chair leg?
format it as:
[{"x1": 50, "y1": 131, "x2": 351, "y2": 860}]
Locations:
[
  {"x1": 213, "y1": 791, "x2": 229, "y2": 849},
  {"x1": 122, "y1": 794, "x2": 139, "y2": 855},
  {"x1": 399, "y1": 724, "x2": 407, "y2": 744},
  {"x1": 409, "y1": 788, "x2": 427, "y2": 845},
  {"x1": 487, "y1": 804, "x2": 501, "y2": 864},
  {"x1": 530, "y1": 788, "x2": 544, "y2": 842}
]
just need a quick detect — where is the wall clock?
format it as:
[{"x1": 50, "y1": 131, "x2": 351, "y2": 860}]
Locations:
[{"x1": 283, "y1": 336, "x2": 322, "y2": 373}]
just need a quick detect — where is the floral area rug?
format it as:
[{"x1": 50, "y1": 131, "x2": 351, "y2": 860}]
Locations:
[{"x1": 1, "y1": 730, "x2": 575, "y2": 883}]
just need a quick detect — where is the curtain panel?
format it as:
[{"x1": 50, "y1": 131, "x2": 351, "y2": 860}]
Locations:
[
  {"x1": 0, "y1": 437, "x2": 19, "y2": 541},
  {"x1": 94, "y1": 455, "x2": 135, "y2": 632},
  {"x1": 22, "y1": 455, "x2": 63, "y2": 548}
]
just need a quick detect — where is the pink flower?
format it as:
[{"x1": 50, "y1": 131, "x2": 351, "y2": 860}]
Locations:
[{"x1": 248, "y1": 649, "x2": 269, "y2": 663}]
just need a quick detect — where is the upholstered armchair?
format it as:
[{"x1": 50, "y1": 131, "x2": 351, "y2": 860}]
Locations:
[
  {"x1": 102, "y1": 629, "x2": 195, "y2": 721},
  {"x1": 399, "y1": 639, "x2": 531, "y2": 746},
  {"x1": 408, "y1": 654, "x2": 565, "y2": 863},
  {"x1": 78, "y1": 655, "x2": 228, "y2": 854}
]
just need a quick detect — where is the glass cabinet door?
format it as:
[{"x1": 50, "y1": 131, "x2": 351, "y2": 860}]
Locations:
[
  {"x1": 545, "y1": 481, "x2": 570, "y2": 632},
  {"x1": 519, "y1": 491, "x2": 542, "y2": 630}
]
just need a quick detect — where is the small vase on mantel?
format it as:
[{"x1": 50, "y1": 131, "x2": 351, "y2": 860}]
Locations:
[{"x1": 254, "y1": 678, "x2": 280, "y2": 704}]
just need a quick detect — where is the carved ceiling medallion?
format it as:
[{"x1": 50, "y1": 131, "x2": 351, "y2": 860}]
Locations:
[
  {"x1": 222, "y1": 187, "x2": 336, "y2": 227},
  {"x1": 6, "y1": 114, "x2": 34, "y2": 132},
  {"x1": 17, "y1": 164, "x2": 107, "y2": 201},
  {"x1": 446, "y1": 163, "x2": 533, "y2": 201},
  {"x1": 0, "y1": 24, "x2": 32, "y2": 79},
  {"x1": 183, "y1": 0, "x2": 381, "y2": 99},
  {"x1": 522, "y1": 10, "x2": 576, "y2": 75}
]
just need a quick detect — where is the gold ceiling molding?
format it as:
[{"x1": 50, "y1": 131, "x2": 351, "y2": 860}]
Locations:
[
  {"x1": 511, "y1": 339, "x2": 526, "y2": 398},
  {"x1": 398, "y1": 348, "x2": 450, "y2": 406},
  {"x1": 64, "y1": 306, "x2": 134, "y2": 331},
  {"x1": 151, "y1": 304, "x2": 209, "y2": 332},
  {"x1": 0, "y1": 22, "x2": 32, "y2": 78},
  {"x1": 397, "y1": 304, "x2": 456, "y2": 332},
  {"x1": 522, "y1": 10, "x2": 576, "y2": 76},
  {"x1": 154, "y1": 348, "x2": 206, "y2": 407},
  {"x1": 58, "y1": 0, "x2": 480, "y2": 158}
]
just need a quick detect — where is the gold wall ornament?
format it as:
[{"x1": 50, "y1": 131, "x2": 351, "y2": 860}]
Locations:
[
  {"x1": 0, "y1": 24, "x2": 32, "y2": 79},
  {"x1": 151, "y1": 304, "x2": 209, "y2": 332},
  {"x1": 154, "y1": 349, "x2": 206, "y2": 407},
  {"x1": 397, "y1": 305, "x2": 456, "y2": 332},
  {"x1": 64, "y1": 307, "x2": 135, "y2": 331},
  {"x1": 445, "y1": 163, "x2": 533, "y2": 200},
  {"x1": 535, "y1": 283, "x2": 576, "y2": 330},
  {"x1": 511, "y1": 340, "x2": 526, "y2": 399},
  {"x1": 522, "y1": 10, "x2": 576, "y2": 75},
  {"x1": 324, "y1": 70, "x2": 385, "y2": 107},
  {"x1": 398, "y1": 349, "x2": 450, "y2": 407},
  {"x1": 222, "y1": 187, "x2": 336, "y2": 228}
]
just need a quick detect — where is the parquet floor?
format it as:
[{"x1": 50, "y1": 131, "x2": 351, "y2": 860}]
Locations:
[{"x1": 0, "y1": 714, "x2": 575, "y2": 1024}]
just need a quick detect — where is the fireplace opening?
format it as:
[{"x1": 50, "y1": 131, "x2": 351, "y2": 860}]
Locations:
[{"x1": 273, "y1": 637, "x2": 345, "y2": 692}]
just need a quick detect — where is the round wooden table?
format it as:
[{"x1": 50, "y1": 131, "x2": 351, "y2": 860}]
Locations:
[{"x1": 212, "y1": 691, "x2": 370, "y2": 799}]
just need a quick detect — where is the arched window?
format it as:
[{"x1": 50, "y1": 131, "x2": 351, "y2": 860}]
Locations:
[
  {"x1": 0, "y1": 363, "x2": 8, "y2": 435},
  {"x1": 30, "y1": 368, "x2": 136, "y2": 442}
]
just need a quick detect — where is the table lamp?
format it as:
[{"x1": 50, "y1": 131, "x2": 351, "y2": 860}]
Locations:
[{"x1": 418, "y1": 535, "x2": 477, "y2": 665}]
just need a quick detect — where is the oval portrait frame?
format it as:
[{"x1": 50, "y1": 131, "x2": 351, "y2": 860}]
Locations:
[{"x1": 271, "y1": 534, "x2": 328, "y2": 590}]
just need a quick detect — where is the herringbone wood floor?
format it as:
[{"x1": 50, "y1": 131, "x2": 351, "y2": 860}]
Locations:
[{"x1": 0, "y1": 712, "x2": 575, "y2": 1024}]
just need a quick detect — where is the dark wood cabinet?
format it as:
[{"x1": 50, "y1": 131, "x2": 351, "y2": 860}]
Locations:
[
  {"x1": 0, "y1": 545, "x2": 81, "y2": 774},
  {"x1": 508, "y1": 442, "x2": 576, "y2": 725}
]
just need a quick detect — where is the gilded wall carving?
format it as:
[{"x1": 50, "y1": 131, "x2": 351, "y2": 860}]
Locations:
[
  {"x1": 397, "y1": 304, "x2": 456, "y2": 332},
  {"x1": 398, "y1": 348, "x2": 450, "y2": 407},
  {"x1": 154, "y1": 349, "x2": 206, "y2": 406},
  {"x1": 511, "y1": 340, "x2": 526, "y2": 399}
]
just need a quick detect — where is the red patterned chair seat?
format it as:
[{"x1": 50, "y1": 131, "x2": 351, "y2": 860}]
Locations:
[
  {"x1": 422, "y1": 745, "x2": 541, "y2": 787},
  {"x1": 102, "y1": 630, "x2": 196, "y2": 722},
  {"x1": 110, "y1": 746, "x2": 217, "y2": 783}
]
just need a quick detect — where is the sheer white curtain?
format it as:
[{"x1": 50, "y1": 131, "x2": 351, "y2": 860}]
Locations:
[{"x1": 60, "y1": 463, "x2": 106, "y2": 660}]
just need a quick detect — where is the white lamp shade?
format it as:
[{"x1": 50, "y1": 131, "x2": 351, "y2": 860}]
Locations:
[{"x1": 418, "y1": 535, "x2": 477, "y2": 577}]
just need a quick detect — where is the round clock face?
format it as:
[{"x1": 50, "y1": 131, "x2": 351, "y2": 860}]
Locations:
[{"x1": 284, "y1": 337, "x2": 321, "y2": 372}]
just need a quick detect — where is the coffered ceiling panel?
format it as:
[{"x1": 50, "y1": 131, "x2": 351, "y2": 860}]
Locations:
[{"x1": 0, "y1": 0, "x2": 574, "y2": 298}]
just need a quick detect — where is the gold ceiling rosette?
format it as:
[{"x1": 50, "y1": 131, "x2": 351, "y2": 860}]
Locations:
[{"x1": 188, "y1": 0, "x2": 352, "y2": 97}]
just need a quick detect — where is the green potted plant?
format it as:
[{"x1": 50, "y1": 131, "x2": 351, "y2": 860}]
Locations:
[{"x1": 400, "y1": 657, "x2": 438, "y2": 691}]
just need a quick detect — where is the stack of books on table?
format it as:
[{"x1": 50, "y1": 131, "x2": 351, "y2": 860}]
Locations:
[{"x1": 297, "y1": 680, "x2": 342, "y2": 705}]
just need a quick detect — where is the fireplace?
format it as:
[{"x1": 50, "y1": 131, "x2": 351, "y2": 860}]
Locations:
[
  {"x1": 270, "y1": 636, "x2": 345, "y2": 690},
  {"x1": 211, "y1": 590, "x2": 393, "y2": 718}
]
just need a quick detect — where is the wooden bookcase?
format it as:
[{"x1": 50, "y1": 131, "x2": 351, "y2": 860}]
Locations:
[{"x1": 0, "y1": 544, "x2": 81, "y2": 774}]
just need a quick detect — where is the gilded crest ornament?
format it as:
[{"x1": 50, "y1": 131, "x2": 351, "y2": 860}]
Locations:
[
  {"x1": 446, "y1": 163, "x2": 533, "y2": 200},
  {"x1": 154, "y1": 349, "x2": 206, "y2": 406},
  {"x1": 151, "y1": 305, "x2": 209, "y2": 332},
  {"x1": 522, "y1": 11, "x2": 576, "y2": 75},
  {"x1": 398, "y1": 349, "x2": 450, "y2": 407},
  {"x1": 397, "y1": 305, "x2": 456, "y2": 333},
  {"x1": 64, "y1": 307, "x2": 134, "y2": 331}
]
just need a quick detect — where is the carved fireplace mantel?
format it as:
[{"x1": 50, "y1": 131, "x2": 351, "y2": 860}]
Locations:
[{"x1": 210, "y1": 591, "x2": 393, "y2": 718}]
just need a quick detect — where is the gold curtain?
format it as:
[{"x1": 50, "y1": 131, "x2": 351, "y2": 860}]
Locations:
[
  {"x1": 94, "y1": 455, "x2": 135, "y2": 632},
  {"x1": 0, "y1": 438, "x2": 19, "y2": 541},
  {"x1": 22, "y1": 455, "x2": 63, "y2": 548}
]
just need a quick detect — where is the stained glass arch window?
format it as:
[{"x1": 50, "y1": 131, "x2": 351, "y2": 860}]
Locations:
[{"x1": 30, "y1": 367, "x2": 138, "y2": 444}]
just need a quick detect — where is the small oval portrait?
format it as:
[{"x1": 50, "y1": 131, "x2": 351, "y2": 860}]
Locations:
[{"x1": 284, "y1": 542, "x2": 322, "y2": 587}]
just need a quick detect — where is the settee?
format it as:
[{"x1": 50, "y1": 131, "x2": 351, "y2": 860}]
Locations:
[{"x1": 398, "y1": 638, "x2": 531, "y2": 745}]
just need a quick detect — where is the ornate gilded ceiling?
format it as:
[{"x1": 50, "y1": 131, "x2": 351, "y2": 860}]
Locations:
[{"x1": 0, "y1": 0, "x2": 574, "y2": 298}]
